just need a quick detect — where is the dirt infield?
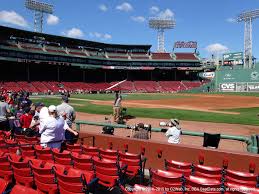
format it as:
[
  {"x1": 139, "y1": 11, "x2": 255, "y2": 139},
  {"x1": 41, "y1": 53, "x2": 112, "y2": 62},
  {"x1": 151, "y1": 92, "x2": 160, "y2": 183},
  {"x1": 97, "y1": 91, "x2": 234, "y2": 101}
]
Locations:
[
  {"x1": 91, "y1": 93, "x2": 259, "y2": 114},
  {"x1": 76, "y1": 112, "x2": 259, "y2": 153},
  {"x1": 75, "y1": 93, "x2": 259, "y2": 153}
]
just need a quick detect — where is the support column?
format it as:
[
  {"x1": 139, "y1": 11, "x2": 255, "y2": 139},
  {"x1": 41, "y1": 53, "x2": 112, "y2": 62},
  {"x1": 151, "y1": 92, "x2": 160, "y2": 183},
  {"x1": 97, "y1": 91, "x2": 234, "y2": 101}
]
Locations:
[
  {"x1": 57, "y1": 66, "x2": 60, "y2": 82},
  {"x1": 83, "y1": 69, "x2": 86, "y2": 82},
  {"x1": 104, "y1": 71, "x2": 107, "y2": 82},
  {"x1": 27, "y1": 64, "x2": 30, "y2": 82}
]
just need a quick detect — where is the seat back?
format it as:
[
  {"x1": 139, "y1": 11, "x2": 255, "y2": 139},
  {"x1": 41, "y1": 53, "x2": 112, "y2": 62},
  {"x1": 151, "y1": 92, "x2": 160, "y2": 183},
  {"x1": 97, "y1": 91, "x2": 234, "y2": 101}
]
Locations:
[
  {"x1": 225, "y1": 170, "x2": 258, "y2": 187},
  {"x1": 10, "y1": 184, "x2": 38, "y2": 194},
  {"x1": 165, "y1": 159, "x2": 192, "y2": 175}
]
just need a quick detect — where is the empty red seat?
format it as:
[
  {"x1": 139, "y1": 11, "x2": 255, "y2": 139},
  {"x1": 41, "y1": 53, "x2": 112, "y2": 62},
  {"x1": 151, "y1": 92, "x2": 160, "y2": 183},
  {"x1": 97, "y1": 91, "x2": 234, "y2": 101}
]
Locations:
[
  {"x1": 56, "y1": 168, "x2": 97, "y2": 194},
  {"x1": 119, "y1": 152, "x2": 146, "y2": 183},
  {"x1": 0, "y1": 178, "x2": 8, "y2": 193},
  {"x1": 71, "y1": 152, "x2": 93, "y2": 171},
  {"x1": 66, "y1": 143, "x2": 81, "y2": 153},
  {"x1": 99, "y1": 148, "x2": 118, "y2": 161},
  {"x1": 193, "y1": 164, "x2": 222, "y2": 181},
  {"x1": 165, "y1": 159, "x2": 192, "y2": 176},
  {"x1": 92, "y1": 156, "x2": 121, "y2": 189},
  {"x1": 185, "y1": 175, "x2": 223, "y2": 194},
  {"x1": 225, "y1": 182, "x2": 259, "y2": 194},
  {"x1": 150, "y1": 169, "x2": 183, "y2": 191},
  {"x1": 10, "y1": 184, "x2": 38, "y2": 194},
  {"x1": 224, "y1": 169, "x2": 258, "y2": 187},
  {"x1": 82, "y1": 146, "x2": 99, "y2": 157}
]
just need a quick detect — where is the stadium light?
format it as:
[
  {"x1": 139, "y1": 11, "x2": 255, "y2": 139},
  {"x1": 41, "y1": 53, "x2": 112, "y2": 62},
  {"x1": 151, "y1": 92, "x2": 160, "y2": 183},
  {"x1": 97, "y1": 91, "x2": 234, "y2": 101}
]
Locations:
[
  {"x1": 237, "y1": 9, "x2": 259, "y2": 69},
  {"x1": 25, "y1": 0, "x2": 53, "y2": 33},
  {"x1": 149, "y1": 17, "x2": 176, "y2": 53}
]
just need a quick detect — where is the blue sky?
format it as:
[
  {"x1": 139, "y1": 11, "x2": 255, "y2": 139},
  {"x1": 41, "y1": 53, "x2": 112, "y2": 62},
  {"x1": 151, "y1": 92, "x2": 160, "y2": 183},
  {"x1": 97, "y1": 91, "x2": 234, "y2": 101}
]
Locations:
[{"x1": 0, "y1": 0, "x2": 259, "y2": 58}]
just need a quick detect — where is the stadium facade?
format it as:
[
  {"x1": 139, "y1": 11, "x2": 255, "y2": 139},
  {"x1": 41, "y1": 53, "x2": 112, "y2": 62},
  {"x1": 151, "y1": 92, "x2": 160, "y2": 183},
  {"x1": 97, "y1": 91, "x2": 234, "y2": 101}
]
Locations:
[{"x1": 0, "y1": 26, "x2": 203, "y2": 83}]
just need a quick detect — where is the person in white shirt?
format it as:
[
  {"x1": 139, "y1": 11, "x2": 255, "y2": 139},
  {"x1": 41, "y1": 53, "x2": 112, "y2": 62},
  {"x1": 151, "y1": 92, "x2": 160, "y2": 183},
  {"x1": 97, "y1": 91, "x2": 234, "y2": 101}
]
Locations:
[
  {"x1": 39, "y1": 105, "x2": 68, "y2": 149},
  {"x1": 165, "y1": 119, "x2": 181, "y2": 144}
]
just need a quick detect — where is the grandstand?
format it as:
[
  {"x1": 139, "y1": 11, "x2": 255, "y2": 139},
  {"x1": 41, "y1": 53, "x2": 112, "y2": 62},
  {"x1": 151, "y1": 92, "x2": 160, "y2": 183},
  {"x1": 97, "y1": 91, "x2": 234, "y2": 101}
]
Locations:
[{"x1": 0, "y1": 25, "x2": 204, "y2": 94}]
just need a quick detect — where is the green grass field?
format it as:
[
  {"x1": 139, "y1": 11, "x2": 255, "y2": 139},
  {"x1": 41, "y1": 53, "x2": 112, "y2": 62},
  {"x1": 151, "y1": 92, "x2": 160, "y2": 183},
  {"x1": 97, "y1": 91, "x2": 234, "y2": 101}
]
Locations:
[{"x1": 31, "y1": 93, "x2": 259, "y2": 126}]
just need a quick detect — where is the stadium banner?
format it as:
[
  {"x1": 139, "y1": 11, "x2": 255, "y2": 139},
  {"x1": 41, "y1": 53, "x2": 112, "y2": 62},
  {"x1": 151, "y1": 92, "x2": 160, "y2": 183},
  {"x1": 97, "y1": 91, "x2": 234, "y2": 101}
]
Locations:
[
  {"x1": 199, "y1": 72, "x2": 215, "y2": 79},
  {"x1": 223, "y1": 52, "x2": 243, "y2": 61},
  {"x1": 247, "y1": 83, "x2": 259, "y2": 92},
  {"x1": 174, "y1": 41, "x2": 197, "y2": 48},
  {"x1": 236, "y1": 83, "x2": 247, "y2": 92},
  {"x1": 217, "y1": 68, "x2": 259, "y2": 83},
  {"x1": 219, "y1": 83, "x2": 236, "y2": 92},
  {"x1": 223, "y1": 52, "x2": 243, "y2": 65}
]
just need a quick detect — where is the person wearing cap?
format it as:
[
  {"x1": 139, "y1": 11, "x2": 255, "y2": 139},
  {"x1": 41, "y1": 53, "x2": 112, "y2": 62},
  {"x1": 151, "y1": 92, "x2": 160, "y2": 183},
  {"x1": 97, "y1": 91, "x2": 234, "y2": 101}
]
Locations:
[
  {"x1": 39, "y1": 105, "x2": 67, "y2": 149},
  {"x1": 57, "y1": 96, "x2": 77, "y2": 144},
  {"x1": 165, "y1": 119, "x2": 181, "y2": 144},
  {"x1": 0, "y1": 95, "x2": 10, "y2": 130},
  {"x1": 113, "y1": 92, "x2": 122, "y2": 123},
  {"x1": 29, "y1": 102, "x2": 46, "y2": 129}
]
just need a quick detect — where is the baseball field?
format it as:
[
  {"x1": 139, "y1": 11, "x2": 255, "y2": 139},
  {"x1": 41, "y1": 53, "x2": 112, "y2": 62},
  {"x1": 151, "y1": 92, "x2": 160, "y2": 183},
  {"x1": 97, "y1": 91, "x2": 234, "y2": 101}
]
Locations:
[{"x1": 34, "y1": 92, "x2": 259, "y2": 152}]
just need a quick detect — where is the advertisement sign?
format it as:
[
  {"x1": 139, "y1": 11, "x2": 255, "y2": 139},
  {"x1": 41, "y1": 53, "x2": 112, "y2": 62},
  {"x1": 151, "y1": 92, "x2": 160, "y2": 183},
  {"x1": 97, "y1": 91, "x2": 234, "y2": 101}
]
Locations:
[
  {"x1": 223, "y1": 52, "x2": 243, "y2": 61},
  {"x1": 223, "y1": 52, "x2": 243, "y2": 65},
  {"x1": 202, "y1": 72, "x2": 215, "y2": 79},
  {"x1": 220, "y1": 83, "x2": 236, "y2": 91},
  {"x1": 247, "y1": 83, "x2": 259, "y2": 92},
  {"x1": 174, "y1": 41, "x2": 197, "y2": 48}
]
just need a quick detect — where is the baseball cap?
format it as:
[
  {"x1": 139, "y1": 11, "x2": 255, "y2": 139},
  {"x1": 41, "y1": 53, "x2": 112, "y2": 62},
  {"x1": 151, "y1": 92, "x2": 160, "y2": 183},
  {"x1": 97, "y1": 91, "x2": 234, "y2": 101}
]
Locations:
[
  {"x1": 48, "y1": 105, "x2": 57, "y2": 113},
  {"x1": 35, "y1": 102, "x2": 45, "y2": 108},
  {"x1": 170, "y1": 119, "x2": 179, "y2": 126},
  {"x1": 62, "y1": 95, "x2": 69, "y2": 103}
]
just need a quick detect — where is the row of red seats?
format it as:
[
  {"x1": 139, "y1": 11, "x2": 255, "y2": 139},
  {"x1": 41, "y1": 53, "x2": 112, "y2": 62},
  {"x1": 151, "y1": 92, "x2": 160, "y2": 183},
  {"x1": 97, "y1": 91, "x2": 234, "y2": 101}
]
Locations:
[
  {"x1": 0, "y1": 131, "x2": 259, "y2": 193},
  {"x1": 1, "y1": 80, "x2": 205, "y2": 93}
]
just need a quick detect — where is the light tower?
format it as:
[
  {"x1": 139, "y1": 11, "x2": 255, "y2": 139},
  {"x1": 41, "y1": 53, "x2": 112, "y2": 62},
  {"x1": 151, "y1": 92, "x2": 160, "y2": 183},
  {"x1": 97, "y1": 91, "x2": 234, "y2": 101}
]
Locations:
[
  {"x1": 237, "y1": 9, "x2": 259, "y2": 69},
  {"x1": 149, "y1": 17, "x2": 176, "y2": 53},
  {"x1": 25, "y1": 0, "x2": 53, "y2": 33}
]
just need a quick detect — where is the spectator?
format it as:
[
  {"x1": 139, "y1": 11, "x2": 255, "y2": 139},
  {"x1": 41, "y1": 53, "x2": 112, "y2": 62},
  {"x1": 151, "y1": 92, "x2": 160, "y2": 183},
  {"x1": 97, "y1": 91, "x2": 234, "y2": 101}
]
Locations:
[
  {"x1": 113, "y1": 92, "x2": 122, "y2": 123},
  {"x1": 20, "y1": 107, "x2": 33, "y2": 129},
  {"x1": 57, "y1": 96, "x2": 77, "y2": 144},
  {"x1": 39, "y1": 105, "x2": 66, "y2": 149},
  {"x1": 0, "y1": 96, "x2": 10, "y2": 130},
  {"x1": 34, "y1": 102, "x2": 45, "y2": 117},
  {"x1": 165, "y1": 119, "x2": 181, "y2": 144},
  {"x1": 14, "y1": 105, "x2": 24, "y2": 119},
  {"x1": 132, "y1": 123, "x2": 149, "y2": 140}
]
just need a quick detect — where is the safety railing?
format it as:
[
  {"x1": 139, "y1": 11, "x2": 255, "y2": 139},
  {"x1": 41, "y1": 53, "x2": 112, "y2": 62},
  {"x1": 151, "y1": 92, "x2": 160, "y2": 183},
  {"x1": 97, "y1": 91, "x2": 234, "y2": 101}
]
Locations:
[{"x1": 75, "y1": 120, "x2": 258, "y2": 154}]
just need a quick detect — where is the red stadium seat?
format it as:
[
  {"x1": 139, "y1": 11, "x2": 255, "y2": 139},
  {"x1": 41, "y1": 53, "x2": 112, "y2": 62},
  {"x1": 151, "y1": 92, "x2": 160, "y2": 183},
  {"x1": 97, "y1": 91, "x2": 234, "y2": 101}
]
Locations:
[
  {"x1": 225, "y1": 182, "x2": 259, "y2": 194},
  {"x1": 66, "y1": 143, "x2": 81, "y2": 153},
  {"x1": 10, "y1": 184, "x2": 38, "y2": 194},
  {"x1": 0, "y1": 178, "x2": 8, "y2": 193},
  {"x1": 99, "y1": 148, "x2": 118, "y2": 161},
  {"x1": 92, "y1": 156, "x2": 122, "y2": 189},
  {"x1": 55, "y1": 168, "x2": 97, "y2": 194},
  {"x1": 224, "y1": 169, "x2": 258, "y2": 187},
  {"x1": 71, "y1": 152, "x2": 93, "y2": 171},
  {"x1": 82, "y1": 145, "x2": 99, "y2": 157},
  {"x1": 185, "y1": 175, "x2": 223, "y2": 194},
  {"x1": 165, "y1": 159, "x2": 192, "y2": 176},
  {"x1": 193, "y1": 164, "x2": 223, "y2": 181},
  {"x1": 150, "y1": 169, "x2": 183, "y2": 191},
  {"x1": 119, "y1": 151, "x2": 146, "y2": 183}
]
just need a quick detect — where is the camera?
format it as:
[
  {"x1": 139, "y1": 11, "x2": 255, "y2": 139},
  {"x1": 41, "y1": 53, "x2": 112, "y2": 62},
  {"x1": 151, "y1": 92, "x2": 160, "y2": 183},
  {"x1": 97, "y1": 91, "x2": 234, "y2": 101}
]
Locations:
[{"x1": 127, "y1": 123, "x2": 152, "y2": 132}]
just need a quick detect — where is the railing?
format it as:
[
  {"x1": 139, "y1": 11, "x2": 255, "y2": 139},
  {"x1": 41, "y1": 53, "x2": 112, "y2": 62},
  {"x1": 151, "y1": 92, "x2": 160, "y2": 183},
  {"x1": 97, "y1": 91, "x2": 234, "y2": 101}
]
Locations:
[{"x1": 75, "y1": 120, "x2": 258, "y2": 154}]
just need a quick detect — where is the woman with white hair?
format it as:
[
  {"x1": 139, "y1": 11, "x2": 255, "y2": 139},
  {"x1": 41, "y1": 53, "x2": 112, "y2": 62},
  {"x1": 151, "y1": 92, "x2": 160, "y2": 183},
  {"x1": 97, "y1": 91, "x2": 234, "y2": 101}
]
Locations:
[{"x1": 165, "y1": 119, "x2": 181, "y2": 144}]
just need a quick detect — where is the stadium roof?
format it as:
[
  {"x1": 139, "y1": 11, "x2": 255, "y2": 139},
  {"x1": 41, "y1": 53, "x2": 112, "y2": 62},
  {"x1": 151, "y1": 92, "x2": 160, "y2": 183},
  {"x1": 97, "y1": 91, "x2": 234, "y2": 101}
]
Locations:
[{"x1": 0, "y1": 25, "x2": 151, "y2": 51}]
